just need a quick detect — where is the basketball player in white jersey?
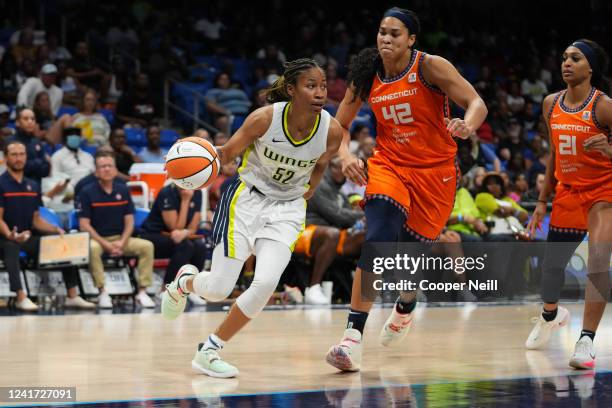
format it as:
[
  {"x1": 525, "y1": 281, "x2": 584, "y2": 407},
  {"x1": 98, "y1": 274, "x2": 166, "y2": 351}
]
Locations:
[{"x1": 161, "y1": 58, "x2": 343, "y2": 378}]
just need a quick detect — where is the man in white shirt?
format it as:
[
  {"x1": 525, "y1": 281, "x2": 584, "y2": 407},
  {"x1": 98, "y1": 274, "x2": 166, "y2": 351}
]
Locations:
[
  {"x1": 50, "y1": 127, "x2": 95, "y2": 186},
  {"x1": 45, "y1": 127, "x2": 95, "y2": 225},
  {"x1": 17, "y1": 64, "x2": 64, "y2": 115}
]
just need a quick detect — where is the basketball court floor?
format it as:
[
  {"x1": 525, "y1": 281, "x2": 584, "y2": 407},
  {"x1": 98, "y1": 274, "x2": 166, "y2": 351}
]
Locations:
[{"x1": 2, "y1": 303, "x2": 612, "y2": 407}]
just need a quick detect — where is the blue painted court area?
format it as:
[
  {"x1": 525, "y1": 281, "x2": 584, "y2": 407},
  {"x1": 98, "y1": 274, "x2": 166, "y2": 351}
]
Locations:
[{"x1": 20, "y1": 371, "x2": 611, "y2": 408}]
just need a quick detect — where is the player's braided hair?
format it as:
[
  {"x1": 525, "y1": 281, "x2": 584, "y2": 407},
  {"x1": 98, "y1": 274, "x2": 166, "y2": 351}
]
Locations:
[
  {"x1": 348, "y1": 7, "x2": 420, "y2": 102},
  {"x1": 266, "y1": 58, "x2": 322, "y2": 103}
]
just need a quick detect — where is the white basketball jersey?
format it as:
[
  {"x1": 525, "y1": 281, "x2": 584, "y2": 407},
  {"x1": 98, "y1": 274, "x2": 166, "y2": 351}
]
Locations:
[{"x1": 238, "y1": 102, "x2": 330, "y2": 200}]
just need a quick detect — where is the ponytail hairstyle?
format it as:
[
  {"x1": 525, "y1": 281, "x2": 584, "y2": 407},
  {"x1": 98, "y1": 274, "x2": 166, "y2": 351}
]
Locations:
[
  {"x1": 348, "y1": 7, "x2": 420, "y2": 102},
  {"x1": 571, "y1": 39, "x2": 609, "y2": 91},
  {"x1": 266, "y1": 58, "x2": 322, "y2": 103}
]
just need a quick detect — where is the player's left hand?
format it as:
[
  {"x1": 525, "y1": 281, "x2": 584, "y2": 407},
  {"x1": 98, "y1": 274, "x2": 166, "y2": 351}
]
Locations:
[
  {"x1": 445, "y1": 118, "x2": 474, "y2": 139},
  {"x1": 303, "y1": 186, "x2": 316, "y2": 200},
  {"x1": 583, "y1": 133, "x2": 612, "y2": 157}
]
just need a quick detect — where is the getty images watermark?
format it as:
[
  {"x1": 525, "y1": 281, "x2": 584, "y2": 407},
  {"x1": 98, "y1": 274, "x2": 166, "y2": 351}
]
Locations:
[{"x1": 370, "y1": 253, "x2": 498, "y2": 293}]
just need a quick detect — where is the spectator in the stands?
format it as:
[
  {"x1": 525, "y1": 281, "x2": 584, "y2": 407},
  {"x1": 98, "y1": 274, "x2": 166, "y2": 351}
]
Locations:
[
  {"x1": 205, "y1": 72, "x2": 251, "y2": 134},
  {"x1": 475, "y1": 172, "x2": 529, "y2": 225},
  {"x1": 17, "y1": 63, "x2": 63, "y2": 116},
  {"x1": 46, "y1": 33, "x2": 71, "y2": 63},
  {"x1": 193, "y1": 128, "x2": 213, "y2": 144},
  {"x1": 213, "y1": 131, "x2": 228, "y2": 146},
  {"x1": 138, "y1": 125, "x2": 167, "y2": 163},
  {"x1": 1, "y1": 56, "x2": 21, "y2": 103},
  {"x1": 56, "y1": 60, "x2": 80, "y2": 106},
  {"x1": 32, "y1": 91, "x2": 55, "y2": 133},
  {"x1": 139, "y1": 183, "x2": 206, "y2": 301},
  {"x1": 116, "y1": 73, "x2": 158, "y2": 127},
  {"x1": 50, "y1": 127, "x2": 95, "y2": 186},
  {"x1": 76, "y1": 151, "x2": 155, "y2": 309},
  {"x1": 325, "y1": 63, "x2": 347, "y2": 107},
  {"x1": 294, "y1": 156, "x2": 365, "y2": 304},
  {"x1": 11, "y1": 29, "x2": 38, "y2": 66},
  {"x1": 0, "y1": 104, "x2": 11, "y2": 139},
  {"x1": 45, "y1": 127, "x2": 95, "y2": 224},
  {"x1": 109, "y1": 127, "x2": 141, "y2": 180},
  {"x1": 106, "y1": 18, "x2": 140, "y2": 56},
  {"x1": 521, "y1": 66, "x2": 548, "y2": 104},
  {"x1": 522, "y1": 172, "x2": 546, "y2": 202},
  {"x1": 506, "y1": 81, "x2": 525, "y2": 114},
  {"x1": 104, "y1": 55, "x2": 128, "y2": 108},
  {"x1": 9, "y1": 17, "x2": 45, "y2": 47},
  {"x1": 67, "y1": 41, "x2": 108, "y2": 96},
  {"x1": 255, "y1": 44, "x2": 286, "y2": 74},
  {"x1": 71, "y1": 89, "x2": 111, "y2": 146},
  {"x1": 0, "y1": 140, "x2": 95, "y2": 311},
  {"x1": 6, "y1": 108, "x2": 50, "y2": 183}
]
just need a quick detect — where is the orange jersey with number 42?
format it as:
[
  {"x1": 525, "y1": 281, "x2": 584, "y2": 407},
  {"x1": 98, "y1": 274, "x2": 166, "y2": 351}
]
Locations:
[
  {"x1": 549, "y1": 88, "x2": 612, "y2": 188},
  {"x1": 368, "y1": 50, "x2": 456, "y2": 168}
]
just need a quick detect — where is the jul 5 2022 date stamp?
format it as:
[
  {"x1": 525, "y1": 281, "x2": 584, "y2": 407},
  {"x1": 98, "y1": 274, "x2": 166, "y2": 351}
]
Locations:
[{"x1": 0, "y1": 387, "x2": 76, "y2": 402}]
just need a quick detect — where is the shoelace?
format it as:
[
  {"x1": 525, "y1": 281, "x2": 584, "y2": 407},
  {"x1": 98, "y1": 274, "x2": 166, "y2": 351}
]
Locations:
[{"x1": 339, "y1": 337, "x2": 360, "y2": 350}]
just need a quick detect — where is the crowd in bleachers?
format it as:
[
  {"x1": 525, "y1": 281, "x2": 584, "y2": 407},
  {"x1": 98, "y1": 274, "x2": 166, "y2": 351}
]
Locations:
[{"x1": 0, "y1": 0, "x2": 610, "y2": 310}]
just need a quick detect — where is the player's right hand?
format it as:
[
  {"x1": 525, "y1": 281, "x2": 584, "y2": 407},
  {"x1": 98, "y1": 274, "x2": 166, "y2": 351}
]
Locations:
[
  {"x1": 527, "y1": 202, "x2": 547, "y2": 238},
  {"x1": 341, "y1": 154, "x2": 367, "y2": 186}
]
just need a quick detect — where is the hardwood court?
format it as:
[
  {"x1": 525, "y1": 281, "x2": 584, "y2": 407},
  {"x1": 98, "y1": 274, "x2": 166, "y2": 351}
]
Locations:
[{"x1": 1, "y1": 304, "x2": 611, "y2": 405}]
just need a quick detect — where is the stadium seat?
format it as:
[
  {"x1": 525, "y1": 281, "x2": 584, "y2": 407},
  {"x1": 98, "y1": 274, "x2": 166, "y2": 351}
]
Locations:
[
  {"x1": 81, "y1": 144, "x2": 97, "y2": 156},
  {"x1": 57, "y1": 106, "x2": 78, "y2": 117},
  {"x1": 134, "y1": 208, "x2": 150, "y2": 229},
  {"x1": 68, "y1": 210, "x2": 79, "y2": 231},
  {"x1": 38, "y1": 207, "x2": 62, "y2": 229},
  {"x1": 125, "y1": 128, "x2": 147, "y2": 148},
  {"x1": 160, "y1": 129, "x2": 180, "y2": 148},
  {"x1": 99, "y1": 108, "x2": 115, "y2": 126}
]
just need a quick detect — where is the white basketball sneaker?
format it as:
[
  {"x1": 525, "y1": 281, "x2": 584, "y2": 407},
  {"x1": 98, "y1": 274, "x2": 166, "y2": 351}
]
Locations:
[
  {"x1": 379, "y1": 307, "x2": 414, "y2": 347},
  {"x1": 325, "y1": 328, "x2": 362, "y2": 372},
  {"x1": 569, "y1": 336, "x2": 595, "y2": 370},
  {"x1": 161, "y1": 264, "x2": 198, "y2": 319},
  {"x1": 305, "y1": 284, "x2": 329, "y2": 305},
  {"x1": 525, "y1": 306, "x2": 570, "y2": 350}
]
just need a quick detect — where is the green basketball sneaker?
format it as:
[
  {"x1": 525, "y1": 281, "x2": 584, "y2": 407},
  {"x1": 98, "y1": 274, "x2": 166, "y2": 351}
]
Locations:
[
  {"x1": 192, "y1": 344, "x2": 239, "y2": 378},
  {"x1": 161, "y1": 264, "x2": 198, "y2": 320}
]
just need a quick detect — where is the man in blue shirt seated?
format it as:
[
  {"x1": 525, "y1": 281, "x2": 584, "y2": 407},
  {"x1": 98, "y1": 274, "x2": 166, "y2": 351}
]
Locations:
[
  {"x1": 0, "y1": 140, "x2": 94, "y2": 311},
  {"x1": 138, "y1": 125, "x2": 168, "y2": 163},
  {"x1": 76, "y1": 151, "x2": 155, "y2": 309}
]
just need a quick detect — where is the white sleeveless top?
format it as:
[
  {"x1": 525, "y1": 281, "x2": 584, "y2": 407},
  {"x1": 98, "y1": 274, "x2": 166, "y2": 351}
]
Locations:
[{"x1": 238, "y1": 102, "x2": 330, "y2": 200}]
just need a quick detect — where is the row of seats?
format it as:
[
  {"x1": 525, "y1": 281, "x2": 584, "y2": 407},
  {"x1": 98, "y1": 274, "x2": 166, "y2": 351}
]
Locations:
[{"x1": 39, "y1": 206, "x2": 150, "y2": 231}]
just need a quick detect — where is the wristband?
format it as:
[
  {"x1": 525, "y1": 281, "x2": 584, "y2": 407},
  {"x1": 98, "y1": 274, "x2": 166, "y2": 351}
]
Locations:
[{"x1": 537, "y1": 199, "x2": 547, "y2": 204}]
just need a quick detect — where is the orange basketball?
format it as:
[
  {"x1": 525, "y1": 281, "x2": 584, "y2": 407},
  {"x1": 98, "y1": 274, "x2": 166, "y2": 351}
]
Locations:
[{"x1": 165, "y1": 136, "x2": 220, "y2": 190}]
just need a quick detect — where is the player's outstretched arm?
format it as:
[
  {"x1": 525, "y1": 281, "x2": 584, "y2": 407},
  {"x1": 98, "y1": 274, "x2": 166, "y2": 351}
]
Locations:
[
  {"x1": 303, "y1": 118, "x2": 344, "y2": 200},
  {"x1": 336, "y1": 87, "x2": 367, "y2": 186},
  {"x1": 216, "y1": 106, "x2": 273, "y2": 166},
  {"x1": 424, "y1": 55, "x2": 488, "y2": 139}
]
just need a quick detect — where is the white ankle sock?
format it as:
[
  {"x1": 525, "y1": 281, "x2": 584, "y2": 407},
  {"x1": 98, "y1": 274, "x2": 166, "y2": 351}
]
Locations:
[{"x1": 203, "y1": 333, "x2": 225, "y2": 351}]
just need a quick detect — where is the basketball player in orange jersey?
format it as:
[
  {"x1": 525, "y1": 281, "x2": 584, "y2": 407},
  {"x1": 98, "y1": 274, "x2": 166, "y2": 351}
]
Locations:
[
  {"x1": 524, "y1": 39, "x2": 612, "y2": 369},
  {"x1": 161, "y1": 59, "x2": 344, "y2": 378},
  {"x1": 325, "y1": 7, "x2": 487, "y2": 371}
]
